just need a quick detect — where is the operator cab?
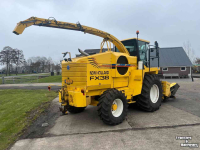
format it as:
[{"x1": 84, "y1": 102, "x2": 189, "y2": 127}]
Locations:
[{"x1": 115, "y1": 38, "x2": 149, "y2": 66}]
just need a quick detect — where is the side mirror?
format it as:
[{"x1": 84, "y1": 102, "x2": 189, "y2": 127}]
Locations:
[
  {"x1": 155, "y1": 41, "x2": 159, "y2": 57},
  {"x1": 155, "y1": 41, "x2": 159, "y2": 49}
]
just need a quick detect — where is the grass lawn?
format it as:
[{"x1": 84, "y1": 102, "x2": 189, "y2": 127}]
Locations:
[
  {"x1": 0, "y1": 76, "x2": 38, "y2": 84},
  {"x1": 0, "y1": 73, "x2": 28, "y2": 77},
  {"x1": 32, "y1": 75, "x2": 62, "y2": 83},
  {"x1": 0, "y1": 74, "x2": 28, "y2": 84},
  {"x1": 0, "y1": 74, "x2": 59, "y2": 84},
  {"x1": 0, "y1": 89, "x2": 58, "y2": 150}
]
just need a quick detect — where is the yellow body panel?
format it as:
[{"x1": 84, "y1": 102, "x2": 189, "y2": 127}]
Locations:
[
  {"x1": 113, "y1": 77, "x2": 129, "y2": 88},
  {"x1": 59, "y1": 51, "x2": 161, "y2": 107},
  {"x1": 162, "y1": 81, "x2": 171, "y2": 97},
  {"x1": 68, "y1": 91, "x2": 86, "y2": 107},
  {"x1": 59, "y1": 90, "x2": 62, "y2": 103}
]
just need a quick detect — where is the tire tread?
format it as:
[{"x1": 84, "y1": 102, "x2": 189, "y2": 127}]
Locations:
[
  {"x1": 97, "y1": 89, "x2": 128, "y2": 125},
  {"x1": 137, "y1": 74, "x2": 162, "y2": 112}
]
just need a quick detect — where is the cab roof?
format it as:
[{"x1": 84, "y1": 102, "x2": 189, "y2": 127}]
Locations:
[{"x1": 121, "y1": 38, "x2": 150, "y2": 43}]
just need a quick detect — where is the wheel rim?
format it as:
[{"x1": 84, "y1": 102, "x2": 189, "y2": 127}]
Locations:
[
  {"x1": 150, "y1": 84, "x2": 159, "y2": 103},
  {"x1": 111, "y1": 98, "x2": 123, "y2": 117}
]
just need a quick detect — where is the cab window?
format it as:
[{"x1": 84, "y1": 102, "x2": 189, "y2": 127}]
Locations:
[
  {"x1": 138, "y1": 41, "x2": 148, "y2": 63},
  {"x1": 115, "y1": 39, "x2": 136, "y2": 56},
  {"x1": 115, "y1": 39, "x2": 149, "y2": 65}
]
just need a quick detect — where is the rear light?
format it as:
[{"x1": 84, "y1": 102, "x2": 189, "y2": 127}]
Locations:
[
  {"x1": 48, "y1": 86, "x2": 51, "y2": 91},
  {"x1": 81, "y1": 89, "x2": 85, "y2": 95}
]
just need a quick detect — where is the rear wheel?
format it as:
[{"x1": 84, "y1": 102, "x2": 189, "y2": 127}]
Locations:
[
  {"x1": 67, "y1": 105, "x2": 86, "y2": 113},
  {"x1": 137, "y1": 74, "x2": 162, "y2": 112},
  {"x1": 97, "y1": 89, "x2": 128, "y2": 125}
]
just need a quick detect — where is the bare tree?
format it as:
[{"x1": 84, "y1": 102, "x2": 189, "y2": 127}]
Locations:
[
  {"x1": 40, "y1": 57, "x2": 47, "y2": 72},
  {"x1": 29, "y1": 57, "x2": 41, "y2": 73},
  {"x1": 54, "y1": 62, "x2": 61, "y2": 73},
  {"x1": 194, "y1": 57, "x2": 200, "y2": 64},
  {"x1": 183, "y1": 41, "x2": 195, "y2": 63},
  {"x1": 13, "y1": 48, "x2": 25, "y2": 75},
  {"x1": 26, "y1": 58, "x2": 33, "y2": 73},
  {"x1": 0, "y1": 46, "x2": 16, "y2": 76},
  {"x1": 47, "y1": 57, "x2": 53, "y2": 72},
  {"x1": 33, "y1": 61, "x2": 41, "y2": 73},
  {"x1": 24, "y1": 56, "x2": 60, "y2": 74},
  {"x1": 21, "y1": 60, "x2": 28, "y2": 73}
]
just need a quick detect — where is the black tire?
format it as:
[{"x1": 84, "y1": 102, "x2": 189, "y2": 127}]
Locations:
[
  {"x1": 97, "y1": 89, "x2": 128, "y2": 125},
  {"x1": 67, "y1": 105, "x2": 86, "y2": 113},
  {"x1": 137, "y1": 74, "x2": 162, "y2": 112}
]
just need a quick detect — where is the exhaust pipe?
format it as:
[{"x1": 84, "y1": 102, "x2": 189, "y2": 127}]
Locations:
[{"x1": 78, "y1": 48, "x2": 89, "y2": 56}]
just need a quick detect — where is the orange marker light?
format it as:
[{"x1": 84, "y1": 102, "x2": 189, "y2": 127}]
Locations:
[
  {"x1": 81, "y1": 89, "x2": 85, "y2": 95},
  {"x1": 48, "y1": 86, "x2": 51, "y2": 91},
  {"x1": 136, "y1": 30, "x2": 139, "y2": 34}
]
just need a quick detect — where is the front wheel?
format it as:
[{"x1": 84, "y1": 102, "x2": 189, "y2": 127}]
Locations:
[
  {"x1": 137, "y1": 74, "x2": 163, "y2": 112},
  {"x1": 97, "y1": 89, "x2": 128, "y2": 125}
]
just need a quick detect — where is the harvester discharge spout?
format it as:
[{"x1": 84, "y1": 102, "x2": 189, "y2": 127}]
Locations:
[
  {"x1": 170, "y1": 83, "x2": 180, "y2": 98},
  {"x1": 162, "y1": 81, "x2": 180, "y2": 100}
]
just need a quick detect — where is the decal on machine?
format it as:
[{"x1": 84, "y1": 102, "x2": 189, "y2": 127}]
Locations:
[
  {"x1": 88, "y1": 57, "x2": 135, "y2": 80},
  {"x1": 65, "y1": 77, "x2": 73, "y2": 85},
  {"x1": 90, "y1": 71, "x2": 109, "y2": 80},
  {"x1": 88, "y1": 57, "x2": 135, "y2": 69},
  {"x1": 88, "y1": 57, "x2": 100, "y2": 68},
  {"x1": 88, "y1": 57, "x2": 113, "y2": 69},
  {"x1": 67, "y1": 65, "x2": 70, "y2": 70}
]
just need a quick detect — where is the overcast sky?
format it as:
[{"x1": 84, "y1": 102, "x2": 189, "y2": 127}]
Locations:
[{"x1": 0, "y1": 0, "x2": 200, "y2": 64}]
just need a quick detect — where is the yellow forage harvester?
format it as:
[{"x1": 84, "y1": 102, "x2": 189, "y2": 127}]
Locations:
[{"x1": 13, "y1": 17, "x2": 180, "y2": 125}]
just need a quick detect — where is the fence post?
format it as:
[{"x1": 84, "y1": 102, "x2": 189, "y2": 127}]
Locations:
[
  {"x1": 2, "y1": 76, "x2": 4, "y2": 84},
  {"x1": 191, "y1": 68, "x2": 194, "y2": 82}
]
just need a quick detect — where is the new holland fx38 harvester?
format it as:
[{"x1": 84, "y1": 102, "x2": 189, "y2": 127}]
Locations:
[{"x1": 13, "y1": 17, "x2": 179, "y2": 125}]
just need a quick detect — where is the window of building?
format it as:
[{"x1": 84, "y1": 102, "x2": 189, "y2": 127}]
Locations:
[
  {"x1": 162, "y1": 67, "x2": 168, "y2": 71},
  {"x1": 180, "y1": 67, "x2": 186, "y2": 71}
]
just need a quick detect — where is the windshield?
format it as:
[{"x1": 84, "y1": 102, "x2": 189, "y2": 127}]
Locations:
[
  {"x1": 115, "y1": 39, "x2": 137, "y2": 56},
  {"x1": 115, "y1": 39, "x2": 149, "y2": 65}
]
